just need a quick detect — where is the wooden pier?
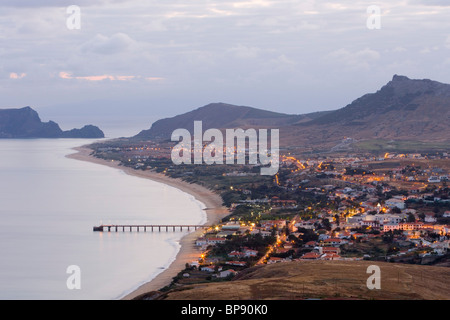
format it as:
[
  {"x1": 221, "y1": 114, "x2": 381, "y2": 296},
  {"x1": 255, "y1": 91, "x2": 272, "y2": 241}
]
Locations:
[{"x1": 93, "y1": 224, "x2": 211, "y2": 232}]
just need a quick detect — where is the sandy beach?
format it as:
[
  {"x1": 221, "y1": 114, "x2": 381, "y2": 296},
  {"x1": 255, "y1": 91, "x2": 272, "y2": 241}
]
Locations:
[{"x1": 66, "y1": 146, "x2": 230, "y2": 300}]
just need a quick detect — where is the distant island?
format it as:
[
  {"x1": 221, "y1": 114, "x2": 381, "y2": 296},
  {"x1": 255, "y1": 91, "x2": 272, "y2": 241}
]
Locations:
[{"x1": 0, "y1": 106, "x2": 104, "y2": 139}]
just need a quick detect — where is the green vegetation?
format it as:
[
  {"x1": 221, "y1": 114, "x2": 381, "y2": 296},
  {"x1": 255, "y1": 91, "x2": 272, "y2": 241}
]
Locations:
[
  {"x1": 355, "y1": 139, "x2": 450, "y2": 153},
  {"x1": 340, "y1": 238, "x2": 390, "y2": 259},
  {"x1": 208, "y1": 233, "x2": 276, "y2": 260}
]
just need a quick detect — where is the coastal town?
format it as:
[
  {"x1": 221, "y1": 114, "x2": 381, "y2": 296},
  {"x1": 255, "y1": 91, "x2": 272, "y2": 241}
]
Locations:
[{"x1": 89, "y1": 140, "x2": 450, "y2": 292}]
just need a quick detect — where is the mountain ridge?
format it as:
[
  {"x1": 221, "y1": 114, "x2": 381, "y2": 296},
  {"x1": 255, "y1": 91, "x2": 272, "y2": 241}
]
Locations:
[
  {"x1": 134, "y1": 102, "x2": 331, "y2": 140},
  {"x1": 308, "y1": 74, "x2": 450, "y2": 126},
  {"x1": 132, "y1": 75, "x2": 450, "y2": 149}
]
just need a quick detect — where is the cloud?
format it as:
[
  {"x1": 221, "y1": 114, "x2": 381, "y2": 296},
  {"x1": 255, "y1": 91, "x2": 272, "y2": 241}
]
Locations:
[
  {"x1": 0, "y1": 0, "x2": 126, "y2": 7},
  {"x1": 145, "y1": 77, "x2": 164, "y2": 81},
  {"x1": 446, "y1": 35, "x2": 450, "y2": 48},
  {"x1": 59, "y1": 72, "x2": 163, "y2": 82},
  {"x1": 228, "y1": 45, "x2": 261, "y2": 59},
  {"x1": 9, "y1": 72, "x2": 27, "y2": 79},
  {"x1": 328, "y1": 48, "x2": 381, "y2": 70},
  {"x1": 420, "y1": 46, "x2": 440, "y2": 54},
  {"x1": 231, "y1": 0, "x2": 273, "y2": 9},
  {"x1": 392, "y1": 46, "x2": 407, "y2": 53},
  {"x1": 409, "y1": 0, "x2": 450, "y2": 6},
  {"x1": 2, "y1": 0, "x2": 450, "y2": 120},
  {"x1": 80, "y1": 33, "x2": 138, "y2": 55},
  {"x1": 59, "y1": 72, "x2": 132, "y2": 81}
]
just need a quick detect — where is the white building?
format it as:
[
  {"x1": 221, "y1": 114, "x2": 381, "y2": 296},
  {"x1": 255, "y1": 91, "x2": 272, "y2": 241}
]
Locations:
[
  {"x1": 385, "y1": 198, "x2": 406, "y2": 210},
  {"x1": 361, "y1": 213, "x2": 406, "y2": 228},
  {"x1": 428, "y1": 176, "x2": 440, "y2": 183}
]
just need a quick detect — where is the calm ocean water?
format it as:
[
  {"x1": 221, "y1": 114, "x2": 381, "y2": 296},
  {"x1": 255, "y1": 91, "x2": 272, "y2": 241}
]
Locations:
[{"x1": 0, "y1": 139, "x2": 206, "y2": 300}]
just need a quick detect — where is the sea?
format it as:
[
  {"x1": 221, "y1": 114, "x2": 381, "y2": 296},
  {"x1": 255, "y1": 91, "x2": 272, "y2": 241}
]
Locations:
[{"x1": 0, "y1": 137, "x2": 206, "y2": 300}]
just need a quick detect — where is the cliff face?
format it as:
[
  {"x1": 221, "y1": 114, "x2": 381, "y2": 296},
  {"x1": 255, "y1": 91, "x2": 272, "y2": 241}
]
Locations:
[
  {"x1": 0, "y1": 107, "x2": 104, "y2": 139},
  {"x1": 61, "y1": 125, "x2": 105, "y2": 138},
  {"x1": 284, "y1": 74, "x2": 450, "y2": 147}
]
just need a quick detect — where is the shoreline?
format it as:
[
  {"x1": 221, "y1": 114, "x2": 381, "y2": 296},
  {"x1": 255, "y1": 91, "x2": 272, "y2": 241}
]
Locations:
[{"x1": 66, "y1": 145, "x2": 230, "y2": 300}]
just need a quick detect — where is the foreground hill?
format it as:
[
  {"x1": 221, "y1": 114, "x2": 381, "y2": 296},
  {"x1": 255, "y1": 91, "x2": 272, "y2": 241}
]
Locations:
[
  {"x1": 149, "y1": 260, "x2": 450, "y2": 300},
  {"x1": 0, "y1": 107, "x2": 104, "y2": 138},
  {"x1": 132, "y1": 75, "x2": 450, "y2": 151}
]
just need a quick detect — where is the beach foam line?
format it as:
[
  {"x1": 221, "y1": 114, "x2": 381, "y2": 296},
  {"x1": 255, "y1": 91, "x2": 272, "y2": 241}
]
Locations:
[{"x1": 114, "y1": 234, "x2": 183, "y2": 300}]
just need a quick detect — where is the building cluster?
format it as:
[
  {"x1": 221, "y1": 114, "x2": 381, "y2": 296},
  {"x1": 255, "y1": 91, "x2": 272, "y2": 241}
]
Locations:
[
  {"x1": 184, "y1": 152, "x2": 449, "y2": 278},
  {"x1": 91, "y1": 141, "x2": 450, "y2": 282}
]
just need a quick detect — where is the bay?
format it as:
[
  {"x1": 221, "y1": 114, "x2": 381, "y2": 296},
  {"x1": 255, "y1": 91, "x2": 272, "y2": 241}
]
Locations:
[{"x1": 0, "y1": 139, "x2": 206, "y2": 300}]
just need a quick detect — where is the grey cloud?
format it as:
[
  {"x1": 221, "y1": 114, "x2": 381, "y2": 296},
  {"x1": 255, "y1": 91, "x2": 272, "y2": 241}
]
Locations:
[
  {"x1": 0, "y1": 0, "x2": 125, "y2": 7},
  {"x1": 409, "y1": 0, "x2": 450, "y2": 6},
  {"x1": 0, "y1": 0, "x2": 95, "y2": 7},
  {"x1": 1, "y1": 0, "x2": 450, "y2": 124},
  {"x1": 80, "y1": 33, "x2": 137, "y2": 55}
]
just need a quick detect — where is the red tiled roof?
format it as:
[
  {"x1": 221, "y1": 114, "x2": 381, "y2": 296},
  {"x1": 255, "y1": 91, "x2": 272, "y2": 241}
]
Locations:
[
  {"x1": 269, "y1": 257, "x2": 283, "y2": 261},
  {"x1": 322, "y1": 247, "x2": 340, "y2": 252},
  {"x1": 324, "y1": 238, "x2": 343, "y2": 242},
  {"x1": 301, "y1": 252, "x2": 320, "y2": 259}
]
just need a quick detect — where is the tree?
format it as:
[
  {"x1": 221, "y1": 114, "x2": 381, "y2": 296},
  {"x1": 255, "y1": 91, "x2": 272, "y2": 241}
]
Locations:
[
  {"x1": 283, "y1": 226, "x2": 290, "y2": 237},
  {"x1": 391, "y1": 207, "x2": 401, "y2": 214},
  {"x1": 407, "y1": 213, "x2": 415, "y2": 222},
  {"x1": 297, "y1": 228, "x2": 319, "y2": 242},
  {"x1": 322, "y1": 218, "x2": 331, "y2": 231},
  {"x1": 382, "y1": 231, "x2": 394, "y2": 244},
  {"x1": 334, "y1": 214, "x2": 340, "y2": 226}
]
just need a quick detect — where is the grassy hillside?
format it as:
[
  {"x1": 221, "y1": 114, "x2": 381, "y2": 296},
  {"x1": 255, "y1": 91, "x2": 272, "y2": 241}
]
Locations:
[
  {"x1": 152, "y1": 260, "x2": 450, "y2": 300},
  {"x1": 354, "y1": 139, "x2": 450, "y2": 153}
]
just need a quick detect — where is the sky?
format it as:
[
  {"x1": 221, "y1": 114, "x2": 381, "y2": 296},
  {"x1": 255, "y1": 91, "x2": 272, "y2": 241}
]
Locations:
[{"x1": 1, "y1": 0, "x2": 450, "y2": 137}]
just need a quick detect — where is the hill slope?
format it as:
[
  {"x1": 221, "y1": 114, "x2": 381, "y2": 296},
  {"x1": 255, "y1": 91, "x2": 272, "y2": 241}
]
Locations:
[
  {"x1": 152, "y1": 260, "x2": 450, "y2": 300},
  {"x1": 133, "y1": 102, "x2": 329, "y2": 141},
  {"x1": 291, "y1": 75, "x2": 450, "y2": 147},
  {"x1": 132, "y1": 75, "x2": 450, "y2": 151}
]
